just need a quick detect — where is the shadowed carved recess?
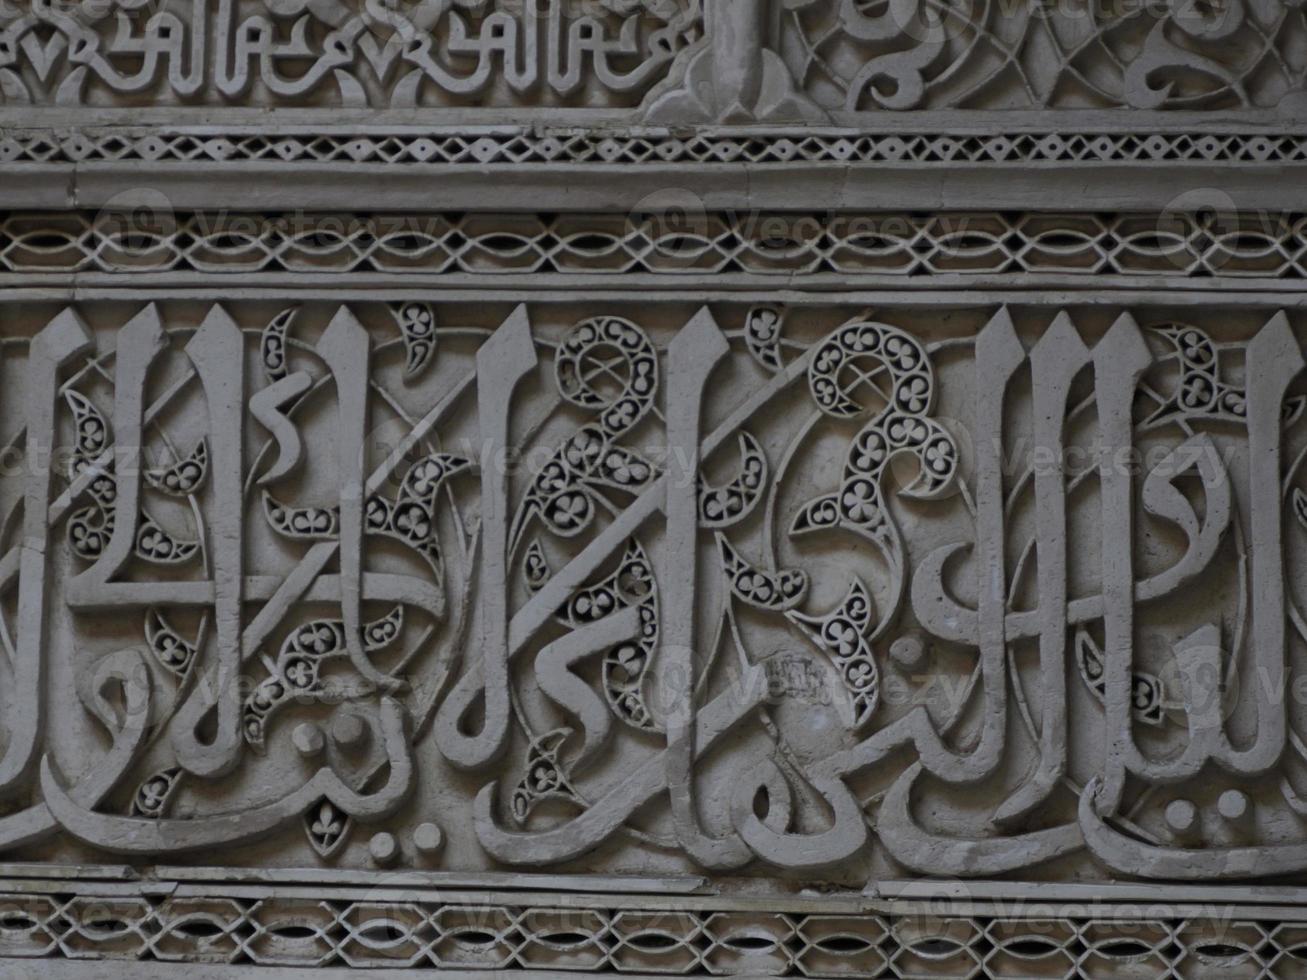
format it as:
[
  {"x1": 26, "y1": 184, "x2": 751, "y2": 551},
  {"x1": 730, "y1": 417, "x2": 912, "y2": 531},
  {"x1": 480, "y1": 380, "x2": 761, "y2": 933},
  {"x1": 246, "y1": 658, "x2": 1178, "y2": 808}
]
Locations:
[{"x1": 0, "y1": 297, "x2": 1305, "y2": 892}]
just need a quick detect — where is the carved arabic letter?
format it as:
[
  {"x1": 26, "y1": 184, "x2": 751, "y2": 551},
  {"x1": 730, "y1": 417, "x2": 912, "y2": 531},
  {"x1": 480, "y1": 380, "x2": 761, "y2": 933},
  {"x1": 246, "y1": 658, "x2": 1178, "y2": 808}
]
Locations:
[
  {"x1": 170, "y1": 306, "x2": 247, "y2": 779},
  {"x1": 70, "y1": 304, "x2": 167, "y2": 598},
  {"x1": 435, "y1": 304, "x2": 538, "y2": 770},
  {"x1": 1103, "y1": 319, "x2": 1298, "y2": 788},
  {"x1": 250, "y1": 370, "x2": 312, "y2": 486},
  {"x1": 731, "y1": 764, "x2": 868, "y2": 872},
  {"x1": 1223, "y1": 311, "x2": 1303, "y2": 772},
  {"x1": 911, "y1": 430, "x2": 1232, "y2": 648},
  {"x1": 844, "y1": 40, "x2": 944, "y2": 111},
  {"x1": 474, "y1": 679, "x2": 767, "y2": 865},
  {"x1": 926, "y1": 306, "x2": 1024, "y2": 782},
  {"x1": 315, "y1": 307, "x2": 397, "y2": 694},
  {"x1": 455, "y1": 333, "x2": 813, "y2": 802},
  {"x1": 994, "y1": 313, "x2": 1090, "y2": 826},
  {"x1": 1135, "y1": 432, "x2": 1231, "y2": 598},
  {"x1": 883, "y1": 764, "x2": 1083, "y2": 875},
  {"x1": 1124, "y1": 20, "x2": 1238, "y2": 109},
  {"x1": 0, "y1": 648, "x2": 151, "y2": 850},
  {"x1": 1079, "y1": 775, "x2": 1307, "y2": 879},
  {"x1": 0, "y1": 308, "x2": 93, "y2": 798},
  {"x1": 642, "y1": 0, "x2": 826, "y2": 123},
  {"x1": 1091, "y1": 313, "x2": 1154, "y2": 816},
  {"x1": 535, "y1": 605, "x2": 643, "y2": 772},
  {"x1": 42, "y1": 698, "x2": 412, "y2": 854},
  {"x1": 661, "y1": 307, "x2": 758, "y2": 870}
]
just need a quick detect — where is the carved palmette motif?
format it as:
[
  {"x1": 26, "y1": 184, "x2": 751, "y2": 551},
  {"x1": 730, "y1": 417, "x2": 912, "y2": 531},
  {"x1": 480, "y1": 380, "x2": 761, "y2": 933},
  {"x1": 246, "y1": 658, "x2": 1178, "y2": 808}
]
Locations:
[{"x1": 9, "y1": 297, "x2": 1307, "y2": 890}]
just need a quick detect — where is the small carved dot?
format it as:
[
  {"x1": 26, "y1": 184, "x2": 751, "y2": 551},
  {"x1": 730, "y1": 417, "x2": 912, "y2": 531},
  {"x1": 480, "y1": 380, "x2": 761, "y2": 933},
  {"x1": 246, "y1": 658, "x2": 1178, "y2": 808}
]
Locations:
[
  {"x1": 1164, "y1": 799, "x2": 1197, "y2": 834},
  {"x1": 369, "y1": 832, "x2": 399, "y2": 867},
  {"x1": 291, "y1": 722, "x2": 325, "y2": 757},
  {"x1": 889, "y1": 633, "x2": 928, "y2": 673},
  {"x1": 1218, "y1": 789, "x2": 1250, "y2": 822},
  {"x1": 331, "y1": 713, "x2": 369, "y2": 750},
  {"x1": 413, "y1": 821, "x2": 444, "y2": 858}
]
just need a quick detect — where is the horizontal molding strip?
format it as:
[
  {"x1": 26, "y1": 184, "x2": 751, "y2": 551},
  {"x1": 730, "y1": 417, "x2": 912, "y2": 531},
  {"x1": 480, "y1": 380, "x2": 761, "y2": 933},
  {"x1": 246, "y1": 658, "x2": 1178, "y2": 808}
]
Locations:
[
  {"x1": 4, "y1": 866, "x2": 1307, "y2": 911},
  {"x1": 0, "y1": 874, "x2": 1305, "y2": 975},
  {"x1": 1, "y1": 211, "x2": 1303, "y2": 285},
  {"x1": 1, "y1": 108, "x2": 1303, "y2": 129},
  {"x1": 0, "y1": 287, "x2": 1302, "y2": 307},
  {"x1": 1, "y1": 128, "x2": 1305, "y2": 211}
]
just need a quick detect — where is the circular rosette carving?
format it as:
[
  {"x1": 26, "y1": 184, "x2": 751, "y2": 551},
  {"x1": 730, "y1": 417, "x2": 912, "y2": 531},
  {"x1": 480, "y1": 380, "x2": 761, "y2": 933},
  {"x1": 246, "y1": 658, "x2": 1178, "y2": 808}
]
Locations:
[
  {"x1": 788, "y1": 579, "x2": 879, "y2": 729},
  {"x1": 62, "y1": 386, "x2": 204, "y2": 568},
  {"x1": 144, "y1": 609, "x2": 199, "y2": 679},
  {"x1": 745, "y1": 306, "x2": 785, "y2": 372},
  {"x1": 260, "y1": 307, "x2": 297, "y2": 383},
  {"x1": 807, "y1": 321, "x2": 931, "y2": 419},
  {"x1": 698, "y1": 432, "x2": 769, "y2": 529},
  {"x1": 145, "y1": 440, "x2": 208, "y2": 496}
]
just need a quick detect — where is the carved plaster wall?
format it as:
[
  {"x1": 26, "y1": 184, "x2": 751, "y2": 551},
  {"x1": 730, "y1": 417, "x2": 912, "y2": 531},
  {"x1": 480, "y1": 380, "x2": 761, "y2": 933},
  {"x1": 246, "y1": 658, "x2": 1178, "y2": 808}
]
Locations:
[{"x1": 0, "y1": 0, "x2": 1306, "y2": 977}]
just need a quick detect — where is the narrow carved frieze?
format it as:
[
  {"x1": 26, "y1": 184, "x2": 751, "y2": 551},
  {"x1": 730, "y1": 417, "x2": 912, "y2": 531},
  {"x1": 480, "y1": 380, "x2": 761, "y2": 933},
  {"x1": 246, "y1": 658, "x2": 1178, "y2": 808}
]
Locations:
[
  {"x1": 1, "y1": 210, "x2": 1305, "y2": 279},
  {"x1": 0, "y1": 0, "x2": 1300, "y2": 117}
]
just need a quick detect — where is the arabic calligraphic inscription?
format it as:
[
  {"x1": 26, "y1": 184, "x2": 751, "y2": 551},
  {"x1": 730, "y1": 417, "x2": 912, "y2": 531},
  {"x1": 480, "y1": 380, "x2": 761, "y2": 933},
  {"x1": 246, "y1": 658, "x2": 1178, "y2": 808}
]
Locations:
[{"x1": 0, "y1": 0, "x2": 1306, "y2": 975}]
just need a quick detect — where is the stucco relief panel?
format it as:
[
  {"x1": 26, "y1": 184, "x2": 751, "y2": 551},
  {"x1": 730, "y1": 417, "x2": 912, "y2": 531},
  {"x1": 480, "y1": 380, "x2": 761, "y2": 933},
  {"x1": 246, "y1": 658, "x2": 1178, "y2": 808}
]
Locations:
[{"x1": 0, "y1": 299, "x2": 1295, "y2": 884}]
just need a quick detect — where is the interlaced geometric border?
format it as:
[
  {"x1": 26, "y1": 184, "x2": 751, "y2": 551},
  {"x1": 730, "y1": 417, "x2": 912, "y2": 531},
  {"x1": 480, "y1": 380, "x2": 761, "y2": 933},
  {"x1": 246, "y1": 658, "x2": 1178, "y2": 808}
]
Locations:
[
  {"x1": 0, "y1": 883, "x2": 1301, "y2": 977},
  {"x1": 2, "y1": 129, "x2": 1305, "y2": 166},
  {"x1": 3, "y1": 211, "x2": 1304, "y2": 280}
]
